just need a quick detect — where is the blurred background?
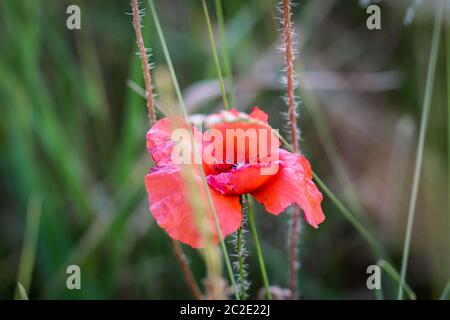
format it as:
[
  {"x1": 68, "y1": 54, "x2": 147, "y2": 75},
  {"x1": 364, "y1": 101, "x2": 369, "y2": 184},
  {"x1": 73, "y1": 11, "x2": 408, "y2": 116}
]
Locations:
[{"x1": 0, "y1": 0, "x2": 449, "y2": 299}]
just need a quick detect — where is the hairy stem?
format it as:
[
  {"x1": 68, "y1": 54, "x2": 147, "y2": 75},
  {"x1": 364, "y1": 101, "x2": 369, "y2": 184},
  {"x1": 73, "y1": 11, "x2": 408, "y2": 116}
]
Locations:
[
  {"x1": 131, "y1": 0, "x2": 156, "y2": 125},
  {"x1": 282, "y1": 0, "x2": 301, "y2": 300},
  {"x1": 283, "y1": 0, "x2": 300, "y2": 152}
]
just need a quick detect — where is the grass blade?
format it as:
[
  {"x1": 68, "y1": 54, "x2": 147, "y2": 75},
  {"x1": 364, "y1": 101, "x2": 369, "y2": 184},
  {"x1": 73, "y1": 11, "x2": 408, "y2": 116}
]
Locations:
[
  {"x1": 398, "y1": 0, "x2": 444, "y2": 300},
  {"x1": 201, "y1": 0, "x2": 229, "y2": 110},
  {"x1": 214, "y1": 0, "x2": 237, "y2": 107}
]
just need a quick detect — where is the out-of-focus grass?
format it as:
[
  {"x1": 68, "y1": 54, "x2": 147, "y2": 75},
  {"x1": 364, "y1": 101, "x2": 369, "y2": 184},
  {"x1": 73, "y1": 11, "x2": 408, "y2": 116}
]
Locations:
[{"x1": 0, "y1": 0, "x2": 448, "y2": 299}]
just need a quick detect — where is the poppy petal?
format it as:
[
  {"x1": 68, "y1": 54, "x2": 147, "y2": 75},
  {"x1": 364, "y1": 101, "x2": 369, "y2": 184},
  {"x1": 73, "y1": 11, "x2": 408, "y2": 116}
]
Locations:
[
  {"x1": 207, "y1": 162, "x2": 278, "y2": 195},
  {"x1": 210, "y1": 117, "x2": 280, "y2": 164},
  {"x1": 249, "y1": 106, "x2": 269, "y2": 123},
  {"x1": 251, "y1": 150, "x2": 325, "y2": 228},
  {"x1": 146, "y1": 117, "x2": 203, "y2": 166},
  {"x1": 145, "y1": 164, "x2": 242, "y2": 248}
]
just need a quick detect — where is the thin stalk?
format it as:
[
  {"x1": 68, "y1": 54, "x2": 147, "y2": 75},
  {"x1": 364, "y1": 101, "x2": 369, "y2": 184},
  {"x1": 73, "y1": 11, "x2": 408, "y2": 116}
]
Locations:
[
  {"x1": 282, "y1": 0, "x2": 301, "y2": 300},
  {"x1": 201, "y1": 0, "x2": 229, "y2": 110},
  {"x1": 246, "y1": 195, "x2": 272, "y2": 300},
  {"x1": 148, "y1": 0, "x2": 239, "y2": 299},
  {"x1": 131, "y1": 0, "x2": 156, "y2": 125},
  {"x1": 398, "y1": 0, "x2": 444, "y2": 299},
  {"x1": 283, "y1": 0, "x2": 300, "y2": 153},
  {"x1": 214, "y1": 0, "x2": 237, "y2": 107},
  {"x1": 131, "y1": 0, "x2": 201, "y2": 299}
]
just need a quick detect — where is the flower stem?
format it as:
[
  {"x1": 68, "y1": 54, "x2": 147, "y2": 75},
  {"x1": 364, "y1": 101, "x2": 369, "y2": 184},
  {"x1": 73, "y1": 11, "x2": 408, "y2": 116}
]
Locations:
[
  {"x1": 130, "y1": 0, "x2": 156, "y2": 126},
  {"x1": 282, "y1": 0, "x2": 301, "y2": 300},
  {"x1": 282, "y1": 0, "x2": 300, "y2": 153},
  {"x1": 398, "y1": 0, "x2": 444, "y2": 300},
  {"x1": 246, "y1": 195, "x2": 272, "y2": 300},
  {"x1": 201, "y1": 0, "x2": 229, "y2": 110}
]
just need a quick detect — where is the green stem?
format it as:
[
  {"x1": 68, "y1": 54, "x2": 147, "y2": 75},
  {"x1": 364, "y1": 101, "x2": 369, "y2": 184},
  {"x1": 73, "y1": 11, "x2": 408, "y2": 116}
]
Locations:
[
  {"x1": 246, "y1": 195, "x2": 272, "y2": 299},
  {"x1": 214, "y1": 0, "x2": 237, "y2": 107},
  {"x1": 201, "y1": 0, "x2": 229, "y2": 110},
  {"x1": 148, "y1": 0, "x2": 239, "y2": 299},
  {"x1": 398, "y1": 0, "x2": 444, "y2": 300}
]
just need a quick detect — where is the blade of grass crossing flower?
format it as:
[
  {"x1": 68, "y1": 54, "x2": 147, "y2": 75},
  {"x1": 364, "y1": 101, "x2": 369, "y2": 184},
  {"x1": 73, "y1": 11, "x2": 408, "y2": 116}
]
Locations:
[
  {"x1": 214, "y1": 0, "x2": 237, "y2": 107},
  {"x1": 14, "y1": 196, "x2": 42, "y2": 300},
  {"x1": 148, "y1": 0, "x2": 240, "y2": 299},
  {"x1": 131, "y1": 0, "x2": 202, "y2": 299},
  {"x1": 201, "y1": 0, "x2": 229, "y2": 110},
  {"x1": 377, "y1": 259, "x2": 416, "y2": 300},
  {"x1": 398, "y1": 0, "x2": 444, "y2": 300},
  {"x1": 246, "y1": 195, "x2": 272, "y2": 300}
]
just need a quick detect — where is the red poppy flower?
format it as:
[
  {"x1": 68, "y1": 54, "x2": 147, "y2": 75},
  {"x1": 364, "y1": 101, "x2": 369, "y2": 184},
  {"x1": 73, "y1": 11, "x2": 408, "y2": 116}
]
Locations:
[{"x1": 145, "y1": 107, "x2": 325, "y2": 248}]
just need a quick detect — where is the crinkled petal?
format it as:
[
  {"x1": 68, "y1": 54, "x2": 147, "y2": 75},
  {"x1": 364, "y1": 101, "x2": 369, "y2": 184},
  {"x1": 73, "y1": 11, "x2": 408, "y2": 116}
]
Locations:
[
  {"x1": 145, "y1": 164, "x2": 242, "y2": 248},
  {"x1": 146, "y1": 117, "x2": 203, "y2": 166},
  {"x1": 207, "y1": 162, "x2": 278, "y2": 195},
  {"x1": 210, "y1": 109, "x2": 280, "y2": 164},
  {"x1": 251, "y1": 150, "x2": 325, "y2": 228}
]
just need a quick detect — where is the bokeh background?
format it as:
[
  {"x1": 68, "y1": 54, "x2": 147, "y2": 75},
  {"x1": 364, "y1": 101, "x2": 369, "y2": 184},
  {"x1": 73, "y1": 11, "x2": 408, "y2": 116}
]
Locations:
[{"x1": 0, "y1": 0, "x2": 449, "y2": 299}]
